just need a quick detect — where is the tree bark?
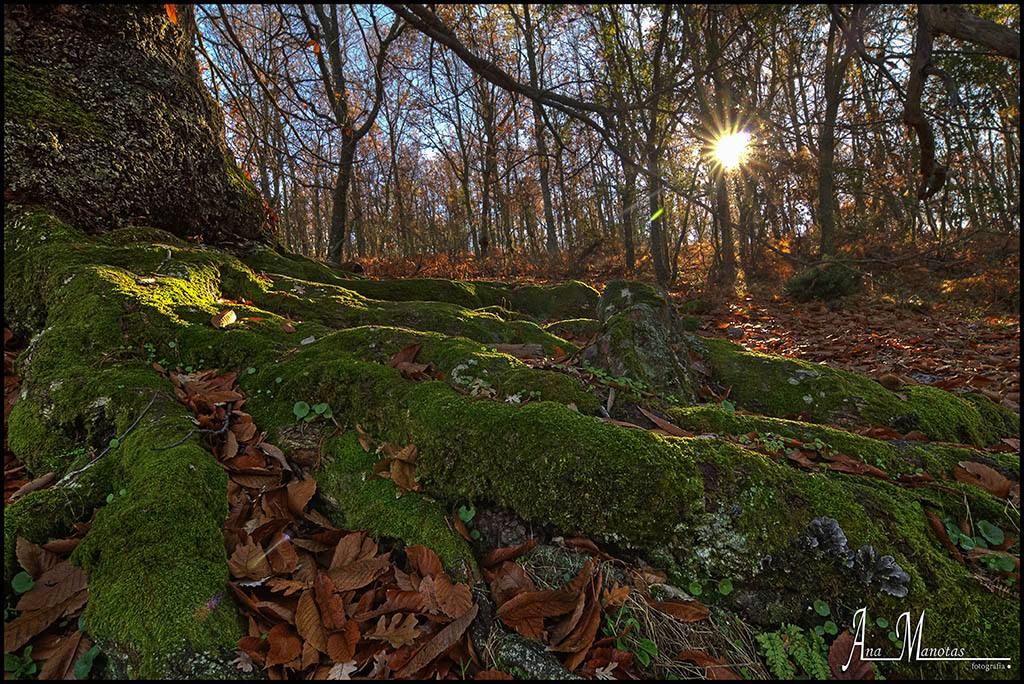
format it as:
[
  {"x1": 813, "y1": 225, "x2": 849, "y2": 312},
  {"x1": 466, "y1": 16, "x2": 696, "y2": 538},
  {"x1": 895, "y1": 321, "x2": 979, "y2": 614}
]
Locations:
[{"x1": 3, "y1": 4, "x2": 270, "y2": 243}]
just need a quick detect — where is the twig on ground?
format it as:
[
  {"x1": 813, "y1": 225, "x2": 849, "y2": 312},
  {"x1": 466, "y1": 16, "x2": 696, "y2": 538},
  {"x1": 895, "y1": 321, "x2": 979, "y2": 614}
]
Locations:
[
  {"x1": 153, "y1": 409, "x2": 233, "y2": 451},
  {"x1": 57, "y1": 391, "x2": 160, "y2": 486}
]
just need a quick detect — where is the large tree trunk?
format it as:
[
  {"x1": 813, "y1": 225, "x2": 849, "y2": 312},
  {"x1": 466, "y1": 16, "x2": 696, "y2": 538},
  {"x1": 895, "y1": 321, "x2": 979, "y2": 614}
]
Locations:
[{"x1": 3, "y1": 4, "x2": 270, "y2": 244}]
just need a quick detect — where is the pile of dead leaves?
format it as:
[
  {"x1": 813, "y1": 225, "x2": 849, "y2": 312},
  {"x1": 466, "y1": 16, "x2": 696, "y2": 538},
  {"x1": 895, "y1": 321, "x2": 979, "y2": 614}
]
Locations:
[
  {"x1": 481, "y1": 540, "x2": 727, "y2": 678},
  {"x1": 166, "y1": 368, "x2": 499, "y2": 679},
  {"x1": 5, "y1": 533, "x2": 98, "y2": 679}
]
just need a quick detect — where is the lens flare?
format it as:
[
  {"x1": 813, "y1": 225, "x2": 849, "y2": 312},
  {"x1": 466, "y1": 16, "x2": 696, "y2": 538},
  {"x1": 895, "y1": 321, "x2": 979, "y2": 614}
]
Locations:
[{"x1": 712, "y1": 131, "x2": 751, "y2": 171}]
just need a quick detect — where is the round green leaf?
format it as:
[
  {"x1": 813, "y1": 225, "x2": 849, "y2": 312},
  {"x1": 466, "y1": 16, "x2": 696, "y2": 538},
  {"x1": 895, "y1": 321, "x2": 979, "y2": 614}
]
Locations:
[
  {"x1": 688, "y1": 581, "x2": 702, "y2": 597},
  {"x1": 717, "y1": 578, "x2": 733, "y2": 595},
  {"x1": 875, "y1": 617, "x2": 889, "y2": 628},
  {"x1": 312, "y1": 403, "x2": 328, "y2": 415},
  {"x1": 12, "y1": 571, "x2": 34, "y2": 594},
  {"x1": 813, "y1": 599, "x2": 830, "y2": 617},
  {"x1": 292, "y1": 401, "x2": 310, "y2": 419},
  {"x1": 995, "y1": 555, "x2": 1016, "y2": 572},
  {"x1": 73, "y1": 645, "x2": 100, "y2": 679},
  {"x1": 977, "y1": 520, "x2": 1004, "y2": 546},
  {"x1": 824, "y1": 620, "x2": 838, "y2": 635}
]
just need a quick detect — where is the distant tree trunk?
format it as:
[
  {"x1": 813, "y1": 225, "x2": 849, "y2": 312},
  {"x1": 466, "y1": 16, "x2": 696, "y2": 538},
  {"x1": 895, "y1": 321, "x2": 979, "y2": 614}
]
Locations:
[
  {"x1": 329, "y1": 137, "x2": 358, "y2": 261},
  {"x1": 620, "y1": 161, "x2": 638, "y2": 271},
  {"x1": 521, "y1": 4, "x2": 558, "y2": 257},
  {"x1": 3, "y1": 4, "x2": 270, "y2": 243},
  {"x1": 714, "y1": 175, "x2": 737, "y2": 287},
  {"x1": 817, "y1": 8, "x2": 858, "y2": 258}
]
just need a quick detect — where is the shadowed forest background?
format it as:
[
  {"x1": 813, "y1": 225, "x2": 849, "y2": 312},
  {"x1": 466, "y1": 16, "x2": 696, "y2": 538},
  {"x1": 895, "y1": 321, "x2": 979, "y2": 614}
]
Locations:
[{"x1": 198, "y1": 4, "x2": 1019, "y2": 302}]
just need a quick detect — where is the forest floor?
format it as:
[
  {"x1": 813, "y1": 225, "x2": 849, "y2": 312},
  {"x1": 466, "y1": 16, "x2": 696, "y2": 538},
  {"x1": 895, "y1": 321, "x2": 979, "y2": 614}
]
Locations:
[
  {"x1": 360, "y1": 249, "x2": 1020, "y2": 413},
  {"x1": 4, "y1": 229, "x2": 1020, "y2": 680}
]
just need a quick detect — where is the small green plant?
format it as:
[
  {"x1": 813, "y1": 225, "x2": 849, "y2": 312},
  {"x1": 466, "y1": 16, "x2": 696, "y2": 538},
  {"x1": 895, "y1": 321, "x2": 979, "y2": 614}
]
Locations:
[
  {"x1": 979, "y1": 554, "x2": 1016, "y2": 573},
  {"x1": 717, "y1": 578, "x2": 734, "y2": 595},
  {"x1": 758, "y1": 432, "x2": 785, "y2": 453},
  {"x1": 756, "y1": 624, "x2": 829, "y2": 679},
  {"x1": 293, "y1": 400, "x2": 333, "y2": 422},
  {"x1": 4, "y1": 646, "x2": 37, "y2": 678},
  {"x1": 602, "y1": 606, "x2": 657, "y2": 667},
  {"x1": 11, "y1": 571, "x2": 34, "y2": 594},
  {"x1": 977, "y1": 520, "x2": 1004, "y2": 546},
  {"x1": 105, "y1": 487, "x2": 128, "y2": 505},
  {"x1": 73, "y1": 644, "x2": 101, "y2": 679},
  {"x1": 457, "y1": 504, "x2": 481, "y2": 540}
]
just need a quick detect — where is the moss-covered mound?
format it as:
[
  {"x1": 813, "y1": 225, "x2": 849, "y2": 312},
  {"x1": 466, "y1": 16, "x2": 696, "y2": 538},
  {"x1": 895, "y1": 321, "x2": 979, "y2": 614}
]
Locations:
[
  {"x1": 696, "y1": 337, "x2": 1017, "y2": 446},
  {"x1": 784, "y1": 259, "x2": 863, "y2": 302},
  {"x1": 4, "y1": 207, "x2": 1019, "y2": 678}
]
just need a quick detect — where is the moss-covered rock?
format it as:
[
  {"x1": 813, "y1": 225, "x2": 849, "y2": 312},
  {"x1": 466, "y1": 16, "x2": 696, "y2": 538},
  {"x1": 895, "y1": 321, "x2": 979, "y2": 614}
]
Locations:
[
  {"x1": 543, "y1": 317, "x2": 601, "y2": 339},
  {"x1": 668, "y1": 404, "x2": 1019, "y2": 479},
  {"x1": 71, "y1": 401, "x2": 242, "y2": 679},
  {"x1": 784, "y1": 259, "x2": 862, "y2": 302},
  {"x1": 315, "y1": 432, "x2": 475, "y2": 578},
  {"x1": 583, "y1": 281, "x2": 696, "y2": 400},
  {"x1": 696, "y1": 337, "x2": 1018, "y2": 446}
]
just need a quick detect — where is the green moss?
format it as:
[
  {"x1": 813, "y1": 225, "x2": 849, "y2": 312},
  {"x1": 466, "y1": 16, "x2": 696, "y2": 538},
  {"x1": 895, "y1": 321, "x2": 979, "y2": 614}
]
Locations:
[
  {"x1": 240, "y1": 244, "x2": 358, "y2": 285},
  {"x1": 306, "y1": 326, "x2": 594, "y2": 413},
  {"x1": 905, "y1": 385, "x2": 1017, "y2": 446},
  {"x1": 543, "y1": 317, "x2": 601, "y2": 339},
  {"x1": 495, "y1": 281, "x2": 599, "y2": 320},
  {"x1": 667, "y1": 404, "x2": 1019, "y2": 479},
  {"x1": 584, "y1": 280, "x2": 695, "y2": 400},
  {"x1": 4, "y1": 58, "x2": 104, "y2": 136},
  {"x1": 71, "y1": 406, "x2": 241, "y2": 679},
  {"x1": 3, "y1": 455, "x2": 115, "y2": 581},
  {"x1": 5, "y1": 206, "x2": 1016, "y2": 677},
  {"x1": 598, "y1": 280, "x2": 669, "y2": 319},
  {"x1": 784, "y1": 260, "x2": 862, "y2": 302},
  {"x1": 239, "y1": 248, "x2": 597, "y2": 321},
  {"x1": 697, "y1": 337, "x2": 1017, "y2": 446},
  {"x1": 315, "y1": 433, "x2": 475, "y2": 578}
]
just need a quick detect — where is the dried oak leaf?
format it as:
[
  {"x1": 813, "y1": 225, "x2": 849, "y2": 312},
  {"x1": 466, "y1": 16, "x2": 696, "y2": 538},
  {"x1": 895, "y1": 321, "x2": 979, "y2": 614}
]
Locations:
[
  {"x1": 211, "y1": 309, "x2": 237, "y2": 329},
  {"x1": 329, "y1": 557, "x2": 391, "y2": 592},
  {"x1": 368, "y1": 613, "x2": 420, "y2": 649},
  {"x1": 954, "y1": 461, "x2": 1013, "y2": 498},
  {"x1": 650, "y1": 599, "x2": 709, "y2": 623},
  {"x1": 265, "y1": 623, "x2": 302, "y2": 668},
  {"x1": 4, "y1": 591, "x2": 86, "y2": 653},
  {"x1": 406, "y1": 545, "x2": 444, "y2": 578},
  {"x1": 481, "y1": 539, "x2": 538, "y2": 568},
  {"x1": 38, "y1": 630, "x2": 90, "y2": 681},
  {"x1": 228, "y1": 539, "x2": 272, "y2": 580},
  {"x1": 828, "y1": 630, "x2": 875, "y2": 679},
  {"x1": 296, "y1": 590, "x2": 327, "y2": 653},
  {"x1": 395, "y1": 604, "x2": 479, "y2": 678},
  {"x1": 676, "y1": 649, "x2": 742, "y2": 680},
  {"x1": 15, "y1": 537, "x2": 62, "y2": 579},
  {"x1": 326, "y1": 622, "x2": 361, "y2": 663},
  {"x1": 16, "y1": 560, "x2": 88, "y2": 612},
  {"x1": 434, "y1": 574, "x2": 474, "y2": 619}
]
